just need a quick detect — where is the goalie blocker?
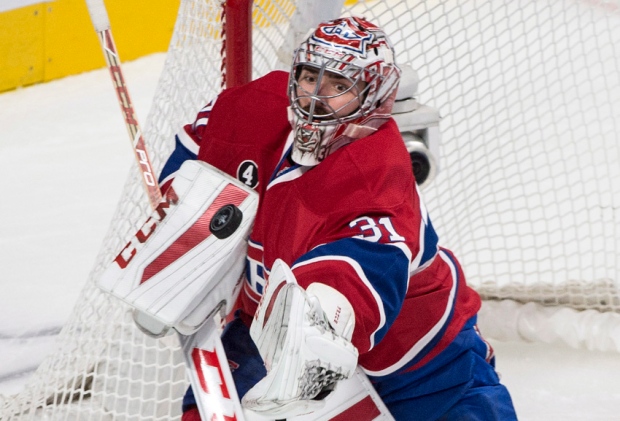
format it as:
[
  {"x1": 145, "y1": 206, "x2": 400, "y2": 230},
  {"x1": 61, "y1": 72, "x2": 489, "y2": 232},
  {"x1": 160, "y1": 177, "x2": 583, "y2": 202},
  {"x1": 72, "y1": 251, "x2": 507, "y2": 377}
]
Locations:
[{"x1": 98, "y1": 160, "x2": 258, "y2": 336}]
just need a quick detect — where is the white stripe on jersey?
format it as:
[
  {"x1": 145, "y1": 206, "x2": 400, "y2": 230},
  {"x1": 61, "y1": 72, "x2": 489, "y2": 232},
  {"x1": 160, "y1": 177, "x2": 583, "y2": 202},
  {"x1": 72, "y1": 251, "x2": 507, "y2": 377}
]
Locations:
[
  {"x1": 410, "y1": 183, "x2": 431, "y2": 274},
  {"x1": 191, "y1": 97, "x2": 218, "y2": 131},
  {"x1": 245, "y1": 240, "x2": 266, "y2": 300},
  {"x1": 292, "y1": 255, "x2": 387, "y2": 351},
  {"x1": 177, "y1": 128, "x2": 200, "y2": 155},
  {"x1": 266, "y1": 165, "x2": 310, "y2": 190},
  {"x1": 362, "y1": 249, "x2": 458, "y2": 377},
  {"x1": 194, "y1": 117, "x2": 209, "y2": 127}
]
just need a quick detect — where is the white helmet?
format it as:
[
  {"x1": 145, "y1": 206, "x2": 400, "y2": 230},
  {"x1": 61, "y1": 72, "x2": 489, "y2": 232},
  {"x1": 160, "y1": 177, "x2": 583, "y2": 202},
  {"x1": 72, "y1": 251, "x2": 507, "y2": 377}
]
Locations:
[{"x1": 288, "y1": 16, "x2": 401, "y2": 166}]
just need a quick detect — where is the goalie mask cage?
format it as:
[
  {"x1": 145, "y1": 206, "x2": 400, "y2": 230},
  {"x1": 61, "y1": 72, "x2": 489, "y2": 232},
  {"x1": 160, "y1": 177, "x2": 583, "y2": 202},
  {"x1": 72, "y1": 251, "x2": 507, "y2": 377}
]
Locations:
[{"x1": 2, "y1": 0, "x2": 619, "y2": 419}]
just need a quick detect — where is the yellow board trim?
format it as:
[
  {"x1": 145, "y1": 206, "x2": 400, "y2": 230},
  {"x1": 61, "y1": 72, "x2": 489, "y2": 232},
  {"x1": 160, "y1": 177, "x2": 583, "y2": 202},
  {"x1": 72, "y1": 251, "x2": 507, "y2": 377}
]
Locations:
[
  {"x1": 1, "y1": 0, "x2": 366, "y2": 93},
  {"x1": 0, "y1": 5, "x2": 45, "y2": 91},
  {"x1": 1, "y1": 0, "x2": 180, "y2": 93}
]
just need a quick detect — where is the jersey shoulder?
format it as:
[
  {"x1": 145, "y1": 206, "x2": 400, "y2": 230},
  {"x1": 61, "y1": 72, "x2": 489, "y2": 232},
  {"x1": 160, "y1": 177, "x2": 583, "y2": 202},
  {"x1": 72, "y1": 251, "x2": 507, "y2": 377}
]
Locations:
[
  {"x1": 330, "y1": 119, "x2": 414, "y2": 205},
  {"x1": 201, "y1": 70, "x2": 291, "y2": 148},
  {"x1": 217, "y1": 70, "x2": 289, "y2": 106},
  {"x1": 346, "y1": 119, "x2": 412, "y2": 177}
]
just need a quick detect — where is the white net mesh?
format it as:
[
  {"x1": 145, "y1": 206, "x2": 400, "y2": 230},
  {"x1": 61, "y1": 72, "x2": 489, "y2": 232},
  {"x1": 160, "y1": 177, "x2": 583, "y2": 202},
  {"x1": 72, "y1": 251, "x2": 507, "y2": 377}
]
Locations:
[
  {"x1": 1, "y1": 0, "x2": 619, "y2": 418},
  {"x1": 400, "y1": 0, "x2": 620, "y2": 310}
]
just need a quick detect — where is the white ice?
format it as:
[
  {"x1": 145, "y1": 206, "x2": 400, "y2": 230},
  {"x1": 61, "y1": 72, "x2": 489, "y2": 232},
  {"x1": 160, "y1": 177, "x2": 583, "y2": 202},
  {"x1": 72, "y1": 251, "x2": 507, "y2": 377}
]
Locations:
[{"x1": 1, "y1": 53, "x2": 620, "y2": 420}]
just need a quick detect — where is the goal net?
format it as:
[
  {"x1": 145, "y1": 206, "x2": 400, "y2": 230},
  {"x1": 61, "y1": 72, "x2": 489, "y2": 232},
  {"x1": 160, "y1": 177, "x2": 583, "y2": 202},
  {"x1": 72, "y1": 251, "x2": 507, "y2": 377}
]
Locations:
[{"x1": 2, "y1": 0, "x2": 619, "y2": 419}]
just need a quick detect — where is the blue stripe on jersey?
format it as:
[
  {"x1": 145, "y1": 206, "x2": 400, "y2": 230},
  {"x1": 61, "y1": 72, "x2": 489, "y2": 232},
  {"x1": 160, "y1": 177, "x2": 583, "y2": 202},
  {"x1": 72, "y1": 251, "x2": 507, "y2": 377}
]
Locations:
[
  {"x1": 421, "y1": 216, "x2": 439, "y2": 267},
  {"x1": 294, "y1": 237, "x2": 410, "y2": 345},
  {"x1": 158, "y1": 134, "x2": 198, "y2": 183},
  {"x1": 390, "y1": 249, "x2": 460, "y2": 377},
  {"x1": 267, "y1": 144, "x2": 297, "y2": 184}
]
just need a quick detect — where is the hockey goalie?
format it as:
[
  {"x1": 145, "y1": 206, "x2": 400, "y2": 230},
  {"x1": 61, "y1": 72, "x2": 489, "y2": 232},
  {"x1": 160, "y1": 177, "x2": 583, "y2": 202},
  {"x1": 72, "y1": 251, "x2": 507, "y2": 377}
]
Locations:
[{"x1": 99, "y1": 16, "x2": 516, "y2": 421}]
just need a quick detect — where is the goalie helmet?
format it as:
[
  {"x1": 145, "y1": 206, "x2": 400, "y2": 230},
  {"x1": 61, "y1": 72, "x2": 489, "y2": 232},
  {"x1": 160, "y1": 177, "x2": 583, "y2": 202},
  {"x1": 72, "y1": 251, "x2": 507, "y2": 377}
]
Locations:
[{"x1": 288, "y1": 16, "x2": 402, "y2": 166}]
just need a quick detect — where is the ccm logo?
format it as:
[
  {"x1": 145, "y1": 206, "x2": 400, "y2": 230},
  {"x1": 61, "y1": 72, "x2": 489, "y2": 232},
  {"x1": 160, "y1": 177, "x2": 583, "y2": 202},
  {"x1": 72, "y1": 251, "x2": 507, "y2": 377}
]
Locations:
[{"x1": 113, "y1": 188, "x2": 179, "y2": 269}]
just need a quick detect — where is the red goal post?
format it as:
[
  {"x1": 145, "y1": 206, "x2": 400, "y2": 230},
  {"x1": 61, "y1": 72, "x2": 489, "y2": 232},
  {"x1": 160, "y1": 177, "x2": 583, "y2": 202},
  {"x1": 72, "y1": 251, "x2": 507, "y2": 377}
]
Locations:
[
  {"x1": 223, "y1": 0, "x2": 253, "y2": 88},
  {"x1": 1, "y1": 1, "x2": 619, "y2": 420}
]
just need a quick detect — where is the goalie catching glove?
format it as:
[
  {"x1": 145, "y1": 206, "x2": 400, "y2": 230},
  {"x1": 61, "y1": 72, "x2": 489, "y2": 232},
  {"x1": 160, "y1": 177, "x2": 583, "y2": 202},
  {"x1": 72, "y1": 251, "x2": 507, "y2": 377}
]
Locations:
[{"x1": 242, "y1": 259, "x2": 358, "y2": 417}]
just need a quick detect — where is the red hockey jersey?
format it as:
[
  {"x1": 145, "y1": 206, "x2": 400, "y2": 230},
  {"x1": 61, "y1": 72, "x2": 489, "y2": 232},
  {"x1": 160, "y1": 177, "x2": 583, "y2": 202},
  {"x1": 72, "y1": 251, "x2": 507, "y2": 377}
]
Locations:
[{"x1": 159, "y1": 70, "x2": 481, "y2": 378}]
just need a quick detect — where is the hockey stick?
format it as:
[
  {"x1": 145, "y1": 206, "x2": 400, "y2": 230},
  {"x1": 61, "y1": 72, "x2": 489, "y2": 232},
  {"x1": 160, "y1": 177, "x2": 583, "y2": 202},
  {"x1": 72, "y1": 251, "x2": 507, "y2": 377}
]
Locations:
[
  {"x1": 83, "y1": 3, "x2": 244, "y2": 418},
  {"x1": 180, "y1": 316, "x2": 247, "y2": 421},
  {"x1": 84, "y1": 0, "x2": 162, "y2": 210}
]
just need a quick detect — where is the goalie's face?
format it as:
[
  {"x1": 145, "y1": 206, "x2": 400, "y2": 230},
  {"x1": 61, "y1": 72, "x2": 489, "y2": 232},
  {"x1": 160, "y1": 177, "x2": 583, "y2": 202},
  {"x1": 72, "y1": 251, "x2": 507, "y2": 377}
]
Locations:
[
  {"x1": 287, "y1": 16, "x2": 400, "y2": 166},
  {"x1": 295, "y1": 66, "x2": 367, "y2": 123}
]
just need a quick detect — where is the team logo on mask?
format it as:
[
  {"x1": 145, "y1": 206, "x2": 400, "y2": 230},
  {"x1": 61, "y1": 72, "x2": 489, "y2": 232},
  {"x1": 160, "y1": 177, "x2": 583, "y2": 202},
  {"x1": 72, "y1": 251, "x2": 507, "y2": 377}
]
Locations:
[
  {"x1": 295, "y1": 124, "x2": 323, "y2": 153},
  {"x1": 314, "y1": 20, "x2": 374, "y2": 55}
]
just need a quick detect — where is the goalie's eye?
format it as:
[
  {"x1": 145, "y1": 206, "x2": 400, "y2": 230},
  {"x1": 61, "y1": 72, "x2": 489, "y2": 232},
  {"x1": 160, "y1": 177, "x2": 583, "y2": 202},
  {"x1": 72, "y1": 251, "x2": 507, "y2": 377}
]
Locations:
[
  {"x1": 333, "y1": 82, "x2": 349, "y2": 93},
  {"x1": 300, "y1": 73, "x2": 318, "y2": 85},
  {"x1": 297, "y1": 68, "x2": 320, "y2": 92}
]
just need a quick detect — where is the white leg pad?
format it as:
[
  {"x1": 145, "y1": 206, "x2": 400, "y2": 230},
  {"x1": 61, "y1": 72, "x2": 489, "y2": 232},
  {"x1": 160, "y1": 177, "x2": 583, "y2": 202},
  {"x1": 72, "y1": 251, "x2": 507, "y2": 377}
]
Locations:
[{"x1": 242, "y1": 366, "x2": 394, "y2": 421}]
